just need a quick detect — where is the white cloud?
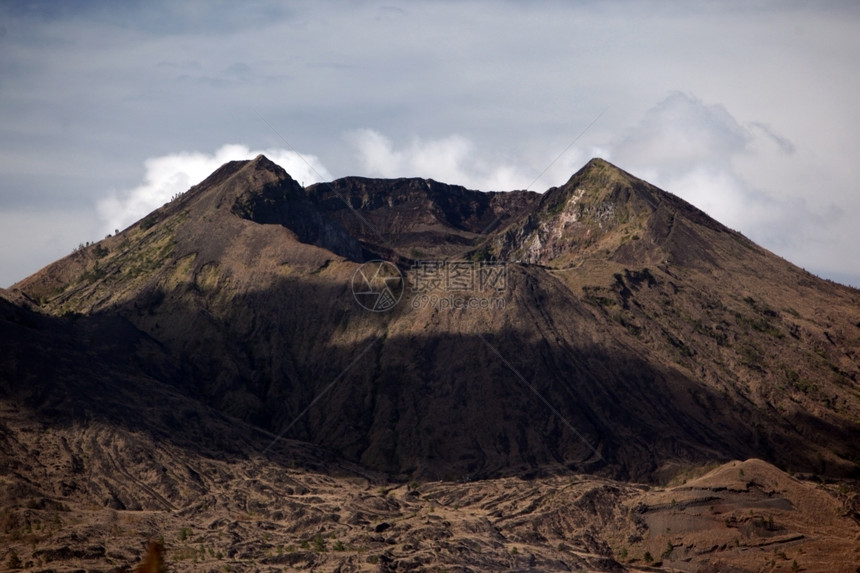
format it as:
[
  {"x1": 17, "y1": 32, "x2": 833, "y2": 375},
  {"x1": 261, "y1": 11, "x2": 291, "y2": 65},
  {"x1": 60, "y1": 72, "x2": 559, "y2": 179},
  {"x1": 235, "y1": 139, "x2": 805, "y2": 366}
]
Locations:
[
  {"x1": 346, "y1": 129, "x2": 497, "y2": 188},
  {"x1": 612, "y1": 92, "x2": 809, "y2": 243},
  {"x1": 96, "y1": 144, "x2": 331, "y2": 234},
  {"x1": 614, "y1": 92, "x2": 752, "y2": 173},
  {"x1": 3, "y1": 2, "x2": 860, "y2": 287},
  {"x1": 607, "y1": 92, "x2": 860, "y2": 285},
  {"x1": 345, "y1": 128, "x2": 606, "y2": 192}
]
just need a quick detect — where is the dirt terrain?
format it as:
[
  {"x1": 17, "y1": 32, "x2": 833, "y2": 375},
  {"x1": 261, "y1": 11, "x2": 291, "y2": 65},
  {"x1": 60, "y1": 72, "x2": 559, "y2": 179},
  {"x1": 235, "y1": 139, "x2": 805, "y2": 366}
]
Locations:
[
  {"x1": 2, "y1": 399, "x2": 859, "y2": 572},
  {"x1": 2, "y1": 156, "x2": 860, "y2": 571}
]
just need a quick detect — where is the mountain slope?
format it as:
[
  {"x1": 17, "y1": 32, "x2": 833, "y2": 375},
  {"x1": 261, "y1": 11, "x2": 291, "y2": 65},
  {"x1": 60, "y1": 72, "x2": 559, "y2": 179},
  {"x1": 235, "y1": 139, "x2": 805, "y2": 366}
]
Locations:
[
  {"x1": 305, "y1": 176, "x2": 540, "y2": 259},
  {"x1": 2, "y1": 293, "x2": 859, "y2": 572},
  {"x1": 8, "y1": 156, "x2": 860, "y2": 483}
]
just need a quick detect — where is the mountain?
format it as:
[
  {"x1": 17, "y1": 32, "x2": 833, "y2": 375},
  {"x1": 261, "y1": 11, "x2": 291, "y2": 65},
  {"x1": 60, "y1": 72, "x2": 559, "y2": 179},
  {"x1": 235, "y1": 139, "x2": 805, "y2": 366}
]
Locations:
[
  {"x1": 2, "y1": 155, "x2": 860, "y2": 570},
  {"x1": 8, "y1": 155, "x2": 860, "y2": 482}
]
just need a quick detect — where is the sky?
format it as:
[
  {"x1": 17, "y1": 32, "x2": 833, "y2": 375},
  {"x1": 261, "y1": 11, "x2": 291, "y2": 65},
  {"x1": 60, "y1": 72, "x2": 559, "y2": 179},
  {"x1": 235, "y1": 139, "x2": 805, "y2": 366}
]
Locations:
[{"x1": 1, "y1": 1, "x2": 859, "y2": 288}]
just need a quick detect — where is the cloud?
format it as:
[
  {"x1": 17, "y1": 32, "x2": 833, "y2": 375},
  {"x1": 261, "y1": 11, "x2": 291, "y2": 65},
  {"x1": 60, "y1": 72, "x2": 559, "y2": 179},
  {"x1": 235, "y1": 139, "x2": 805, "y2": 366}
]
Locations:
[
  {"x1": 96, "y1": 144, "x2": 331, "y2": 234},
  {"x1": 608, "y1": 92, "x2": 860, "y2": 285},
  {"x1": 345, "y1": 128, "x2": 605, "y2": 192},
  {"x1": 3, "y1": 1, "x2": 859, "y2": 288},
  {"x1": 611, "y1": 92, "x2": 811, "y2": 246},
  {"x1": 748, "y1": 122, "x2": 796, "y2": 155},
  {"x1": 613, "y1": 92, "x2": 753, "y2": 172}
]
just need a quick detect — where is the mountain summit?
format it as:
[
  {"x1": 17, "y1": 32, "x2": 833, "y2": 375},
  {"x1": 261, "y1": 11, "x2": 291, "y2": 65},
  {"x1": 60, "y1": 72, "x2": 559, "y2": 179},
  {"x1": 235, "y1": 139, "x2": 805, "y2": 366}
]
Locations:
[{"x1": 7, "y1": 156, "x2": 860, "y2": 483}]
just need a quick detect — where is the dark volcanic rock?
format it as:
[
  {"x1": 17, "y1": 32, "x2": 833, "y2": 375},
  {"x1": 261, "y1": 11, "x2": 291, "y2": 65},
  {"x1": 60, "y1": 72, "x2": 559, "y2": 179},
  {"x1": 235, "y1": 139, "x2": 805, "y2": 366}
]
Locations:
[{"x1": 6, "y1": 156, "x2": 860, "y2": 485}]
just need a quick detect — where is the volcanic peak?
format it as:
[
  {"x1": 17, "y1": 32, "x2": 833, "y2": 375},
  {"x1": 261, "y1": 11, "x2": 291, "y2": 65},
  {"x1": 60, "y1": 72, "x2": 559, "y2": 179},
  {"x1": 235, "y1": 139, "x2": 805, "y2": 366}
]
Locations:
[{"x1": 6, "y1": 153, "x2": 860, "y2": 488}]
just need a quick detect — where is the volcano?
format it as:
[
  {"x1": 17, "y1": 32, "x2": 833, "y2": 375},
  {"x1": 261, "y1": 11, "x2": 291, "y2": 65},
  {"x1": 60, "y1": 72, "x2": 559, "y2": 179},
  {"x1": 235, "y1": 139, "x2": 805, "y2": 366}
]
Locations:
[{"x1": 2, "y1": 156, "x2": 859, "y2": 571}]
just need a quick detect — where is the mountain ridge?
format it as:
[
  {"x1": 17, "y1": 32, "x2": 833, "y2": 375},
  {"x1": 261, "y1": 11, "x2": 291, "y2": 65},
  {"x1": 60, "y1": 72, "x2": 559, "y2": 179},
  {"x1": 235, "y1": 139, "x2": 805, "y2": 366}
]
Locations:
[
  {"x1": 6, "y1": 155, "x2": 860, "y2": 483},
  {"x1": 3, "y1": 155, "x2": 860, "y2": 570}
]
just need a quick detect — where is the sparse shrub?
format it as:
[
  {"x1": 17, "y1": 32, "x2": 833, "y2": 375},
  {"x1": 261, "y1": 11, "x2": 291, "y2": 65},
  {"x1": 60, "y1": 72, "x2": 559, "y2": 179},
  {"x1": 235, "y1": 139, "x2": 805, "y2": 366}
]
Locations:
[
  {"x1": 312, "y1": 533, "x2": 326, "y2": 552},
  {"x1": 643, "y1": 551, "x2": 653, "y2": 563},
  {"x1": 662, "y1": 541, "x2": 674, "y2": 559},
  {"x1": 468, "y1": 244, "x2": 491, "y2": 262},
  {"x1": 300, "y1": 540, "x2": 310, "y2": 550},
  {"x1": 140, "y1": 214, "x2": 158, "y2": 230},
  {"x1": 93, "y1": 244, "x2": 109, "y2": 258},
  {"x1": 333, "y1": 540, "x2": 345, "y2": 551},
  {"x1": 80, "y1": 263, "x2": 108, "y2": 283}
]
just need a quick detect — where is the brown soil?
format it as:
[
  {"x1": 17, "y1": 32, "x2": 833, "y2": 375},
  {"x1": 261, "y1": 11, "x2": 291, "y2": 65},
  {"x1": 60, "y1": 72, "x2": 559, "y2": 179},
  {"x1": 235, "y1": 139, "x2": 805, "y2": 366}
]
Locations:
[
  {"x1": 2, "y1": 156, "x2": 860, "y2": 572},
  {"x1": 2, "y1": 403, "x2": 858, "y2": 572}
]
